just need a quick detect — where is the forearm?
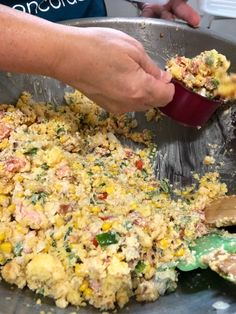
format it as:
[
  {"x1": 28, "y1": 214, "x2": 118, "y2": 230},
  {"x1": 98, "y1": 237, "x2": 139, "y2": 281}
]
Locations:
[{"x1": 0, "y1": 5, "x2": 67, "y2": 77}]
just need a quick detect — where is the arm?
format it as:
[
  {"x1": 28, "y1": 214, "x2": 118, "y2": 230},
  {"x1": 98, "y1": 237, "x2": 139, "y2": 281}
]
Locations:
[{"x1": 0, "y1": 5, "x2": 174, "y2": 113}]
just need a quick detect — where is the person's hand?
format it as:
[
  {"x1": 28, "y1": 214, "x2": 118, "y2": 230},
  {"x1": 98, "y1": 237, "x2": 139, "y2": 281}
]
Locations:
[
  {"x1": 0, "y1": 5, "x2": 174, "y2": 114},
  {"x1": 140, "y1": 0, "x2": 200, "y2": 28},
  {"x1": 54, "y1": 27, "x2": 174, "y2": 114}
]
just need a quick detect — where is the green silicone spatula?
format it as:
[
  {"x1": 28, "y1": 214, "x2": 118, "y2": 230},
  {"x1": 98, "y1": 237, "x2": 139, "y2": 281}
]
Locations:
[{"x1": 177, "y1": 233, "x2": 236, "y2": 275}]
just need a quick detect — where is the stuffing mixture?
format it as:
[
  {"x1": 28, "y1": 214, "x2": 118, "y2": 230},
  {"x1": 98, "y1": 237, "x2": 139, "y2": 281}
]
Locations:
[
  {"x1": 0, "y1": 92, "x2": 228, "y2": 310},
  {"x1": 166, "y1": 49, "x2": 236, "y2": 101}
]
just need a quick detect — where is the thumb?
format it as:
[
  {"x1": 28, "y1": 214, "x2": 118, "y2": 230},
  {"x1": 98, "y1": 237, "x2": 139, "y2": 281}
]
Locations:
[
  {"x1": 148, "y1": 76, "x2": 175, "y2": 107},
  {"x1": 140, "y1": 53, "x2": 172, "y2": 83}
]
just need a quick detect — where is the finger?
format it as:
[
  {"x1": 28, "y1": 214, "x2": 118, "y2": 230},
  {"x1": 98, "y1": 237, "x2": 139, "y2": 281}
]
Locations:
[
  {"x1": 145, "y1": 74, "x2": 175, "y2": 107},
  {"x1": 150, "y1": 80, "x2": 175, "y2": 107},
  {"x1": 139, "y1": 53, "x2": 172, "y2": 83},
  {"x1": 160, "y1": 10, "x2": 175, "y2": 21},
  {"x1": 141, "y1": 4, "x2": 164, "y2": 18},
  {"x1": 171, "y1": 0, "x2": 200, "y2": 27}
]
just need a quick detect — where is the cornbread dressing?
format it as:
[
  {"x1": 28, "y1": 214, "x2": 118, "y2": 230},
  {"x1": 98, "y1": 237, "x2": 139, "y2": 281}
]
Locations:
[{"x1": 0, "y1": 91, "x2": 228, "y2": 310}]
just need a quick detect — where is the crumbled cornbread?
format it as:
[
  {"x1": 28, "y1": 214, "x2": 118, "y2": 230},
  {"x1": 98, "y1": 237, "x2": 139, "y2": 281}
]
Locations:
[{"x1": 0, "y1": 91, "x2": 226, "y2": 310}]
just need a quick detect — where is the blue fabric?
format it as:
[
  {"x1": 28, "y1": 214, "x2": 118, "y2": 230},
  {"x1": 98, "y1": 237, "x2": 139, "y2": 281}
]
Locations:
[{"x1": 1, "y1": 0, "x2": 106, "y2": 22}]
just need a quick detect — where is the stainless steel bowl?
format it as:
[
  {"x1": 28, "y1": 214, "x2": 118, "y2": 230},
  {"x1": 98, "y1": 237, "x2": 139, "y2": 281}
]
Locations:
[{"x1": 0, "y1": 18, "x2": 236, "y2": 314}]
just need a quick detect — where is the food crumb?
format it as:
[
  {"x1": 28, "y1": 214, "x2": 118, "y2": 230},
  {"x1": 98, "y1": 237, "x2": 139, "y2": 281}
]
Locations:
[
  {"x1": 36, "y1": 298, "x2": 42, "y2": 305},
  {"x1": 5, "y1": 296, "x2": 11, "y2": 300},
  {"x1": 204, "y1": 156, "x2": 215, "y2": 165}
]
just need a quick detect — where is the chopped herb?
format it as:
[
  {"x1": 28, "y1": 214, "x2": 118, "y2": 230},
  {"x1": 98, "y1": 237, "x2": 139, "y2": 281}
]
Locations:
[
  {"x1": 51, "y1": 239, "x2": 57, "y2": 247},
  {"x1": 24, "y1": 147, "x2": 38, "y2": 156},
  {"x1": 87, "y1": 171, "x2": 94, "y2": 176},
  {"x1": 65, "y1": 245, "x2": 71, "y2": 253},
  {"x1": 211, "y1": 78, "x2": 220, "y2": 88},
  {"x1": 124, "y1": 220, "x2": 132, "y2": 231},
  {"x1": 94, "y1": 160, "x2": 104, "y2": 167},
  {"x1": 56, "y1": 127, "x2": 65, "y2": 135},
  {"x1": 157, "y1": 261, "x2": 177, "y2": 271},
  {"x1": 96, "y1": 232, "x2": 118, "y2": 247},
  {"x1": 135, "y1": 261, "x2": 146, "y2": 274},
  {"x1": 64, "y1": 226, "x2": 73, "y2": 241},
  {"x1": 68, "y1": 252, "x2": 76, "y2": 261},
  {"x1": 205, "y1": 55, "x2": 214, "y2": 66},
  {"x1": 141, "y1": 169, "x2": 149, "y2": 181},
  {"x1": 90, "y1": 197, "x2": 96, "y2": 205},
  {"x1": 36, "y1": 287, "x2": 45, "y2": 296},
  {"x1": 31, "y1": 192, "x2": 48, "y2": 205},
  {"x1": 79, "y1": 113, "x2": 85, "y2": 123},
  {"x1": 41, "y1": 163, "x2": 49, "y2": 170},
  {"x1": 120, "y1": 161, "x2": 127, "y2": 169},
  {"x1": 14, "y1": 242, "x2": 23, "y2": 256},
  {"x1": 98, "y1": 111, "x2": 109, "y2": 121},
  {"x1": 159, "y1": 179, "x2": 171, "y2": 194},
  {"x1": 35, "y1": 173, "x2": 45, "y2": 181},
  {"x1": 147, "y1": 190, "x2": 160, "y2": 198}
]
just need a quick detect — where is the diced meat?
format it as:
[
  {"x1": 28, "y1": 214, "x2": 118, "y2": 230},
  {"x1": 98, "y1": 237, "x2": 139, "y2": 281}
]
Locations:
[
  {"x1": 58, "y1": 204, "x2": 70, "y2": 215},
  {"x1": 5, "y1": 157, "x2": 30, "y2": 173},
  {"x1": 55, "y1": 165, "x2": 71, "y2": 179},
  {"x1": 0, "y1": 122, "x2": 11, "y2": 140}
]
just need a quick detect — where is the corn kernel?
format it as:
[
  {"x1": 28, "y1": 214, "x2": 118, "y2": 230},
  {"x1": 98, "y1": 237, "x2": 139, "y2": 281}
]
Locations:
[
  {"x1": 75, "y1": 264, "x2": 82, "y2": 277},
  {"x1": 0, "y1": 195, "x2": 8, "y2": 204},
  {"x1": 91, "y1": 166, "x2": 100, "y2": 173},
  {"x1": 175, "y1": 247, "x2": 185, "y2": 257},
  {"x1": 106, "y1": 186, "x2": 115, "y2": 194},
  {"x1": 153, "y1": 202, "x2": 162, "y2": 208},
  {"x1": 59, "y1": 135, "x2": 68, "y2": 143},
  {"x1": 146, "y1": 186, "x2": 155, "y2": 191},
  {"x1": 79, "y1": 281, "x2": 89, "y2": 292},
  {"x1": 130, "y1": 203, "x2": 138, "y2": 210},
  {"x1": 0, "y1": 232, "x2": 5, "y2": 242},
  {"x1": 7, "y1": 204, "x2": 15, "y2": 213},
  {"x1": 91, "y1": 206, "x2": 101, "y2": 214},
  {"x1": 159, "y1": 239, "x2": 169, "y2": 250},
  {"x1": 102, "y1": 222, "x2": 112, "y2": 231},
  {"x1": 53, "y1": 231, "x2": 63, "y2": 240},
  {"x1": 16, "y1": 193, "x2": 24, "y2": 198},
  {"x1": 139, "y1": 151, "x2": 146, "y2": 158},
  {"x1": 83, "y1": 288, "x2": 93, "y2": 298},
  {"x1": 16, "y1": 224, "x2": 28, "y2": 235},
  {"x1": 184, "y1": 229, "x2": 193, "y2": 238},
  {"x1": 0, "y1": 139, "x2": 9, "y2": 149},
  {"x1": 73, "y1": 221, "x2": 79, "y2": 229},
  {"x1": 15, "y1": 175, "x2": 24, "y2": 183},
  {"x1": 0, "y1": 242, "x2": 13, "y2": 253},
  {"x1": 34, "y1": 204, "x2": 43, "y2": 211},
  {"x1": 55, "y1": 216, "x2": 64, "y2": 227}
]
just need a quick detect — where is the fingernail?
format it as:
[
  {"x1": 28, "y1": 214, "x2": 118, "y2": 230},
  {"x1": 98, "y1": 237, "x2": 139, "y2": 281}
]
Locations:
[{"x1": 161, "y1": 70, "x2": 172, "y2": 83}]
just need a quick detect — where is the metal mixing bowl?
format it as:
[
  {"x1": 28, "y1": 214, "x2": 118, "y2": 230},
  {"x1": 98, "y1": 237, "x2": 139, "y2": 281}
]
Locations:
[{"x1": 0, "y1": 18, "x2": 236, "y2": 314}]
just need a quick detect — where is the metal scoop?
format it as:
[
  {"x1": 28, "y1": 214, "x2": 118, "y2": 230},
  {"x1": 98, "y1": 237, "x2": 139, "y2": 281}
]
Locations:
[{"x1": 159, "y1": 79, "x2": 223, "y2": 127}]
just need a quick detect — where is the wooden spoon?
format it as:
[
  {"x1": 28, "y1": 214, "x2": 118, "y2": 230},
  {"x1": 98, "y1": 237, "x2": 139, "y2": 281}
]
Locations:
[{"x1": 204, "y1": 195, "x2": 236, "y2": 227}]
